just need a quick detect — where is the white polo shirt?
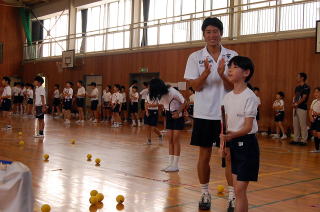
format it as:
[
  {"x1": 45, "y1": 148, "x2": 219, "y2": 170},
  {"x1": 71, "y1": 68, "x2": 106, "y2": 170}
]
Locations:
[
  {"x1": 102, "y1": 90, "x2": 112, "y2": 102},
  {"x1": 12, "y1": 87, "x2": 21, "y2": 96},
  {"x1": 130, "y1": 92, "x2": 139, "y2": 103},
  {"x1": 27, "y1": 88, "x2": 33, "y2": 99},
  {"x1": 53, "y1": 89, "x2": 60, "y2": 98},
  {"x1": 140, "y1": 88, "x2": 149, "y2": 100},
  {"x1": 63, "y1": 88, "x2": 73, "y2": 100},
  {"x1": 273, "y1": 99, "x2": 284, "y2": 112},
  {"x1": 184, "y1": 45, "x2": 238, "y2": 120},
  {"x1": 311, "y1": 99, "x2": 320, "y2": 114},
  {"x1": 90, "y1": 88, "x2": 99, "y2": 101},
  {"x1": 77, "y1": 87, "x2": 86, "y2": 98},
  {"x1": 112, "y1": 92, "x2": 122, "y2": 104},
  {"x1": 159, "y1": 87, "x2": 185, "y2": 112},
  {"x1": 222, "y1": 88, "x2": 258, "y2": 134},
  {"x1": 35, "y1": 86, "x2": 46, "y2": 106},
  {"x1": 2, "y1": 86, "x2": 11, "y2": 99}
]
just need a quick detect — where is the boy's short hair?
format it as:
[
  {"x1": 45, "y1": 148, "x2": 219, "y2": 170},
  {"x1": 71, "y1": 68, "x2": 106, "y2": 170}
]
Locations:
[
  {"x1": 143, "y1": 82, "x2": 149, "y2": 87},
  {"x1": 228, "y1": 56, "x2": 254, "y2": 82},
  {"x1": 107, "y1": 85, "x2": 112, "y2": 89},
  {"x1": 121, "y1": 85, "x2": 125, "y2": 89},
  {"x1": 298, "y1": 72, "x2": 307, "y2": 81},
  {"x1": 132, "y1": 86, "x2": 138, "y2": 90},
  {"x1": 78, "y1": 80, "x2": 83, "y2": 85},
  {"x1": 34, "y1": 76, "x2": 44, "y2": 84},
  {"x1": 14, "y1": 82, "x2": 18, "y2": 86},
  {"x1": 114, "y1": 84, "x2": 121, "y2": 90},
  {"x1": 253, "y1": 87, "x2": 260, "y2": 92},
  {"x1": 2, "y1": 76, "x2": 11, "y2": 84},
  {"x1": 201, "y1": 17, "x2": 223, "y2": 35},
  {"x1": 54, "y1": 84, "x2": 60, "y2": 89},
  {"x1": 314, "y1": 87, "x2": 320, "y2": 92},
  {"x1": 66, "y1": 81, "x2": 73, "y2": 86},
  {"x1": 90, "y1": 82, "x2": 96, "y2": 87},
  {"x1": 277, "y1": 91, "x2": 285, "y2": 98},
  {"x1": 189, "y1": 87, "x2": 195, "y2": 93}
]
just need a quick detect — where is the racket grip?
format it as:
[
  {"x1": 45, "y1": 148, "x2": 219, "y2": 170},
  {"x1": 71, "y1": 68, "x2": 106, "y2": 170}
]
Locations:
[{"x1": 221, "y1": 157, "x2": 226, "y2": 168}]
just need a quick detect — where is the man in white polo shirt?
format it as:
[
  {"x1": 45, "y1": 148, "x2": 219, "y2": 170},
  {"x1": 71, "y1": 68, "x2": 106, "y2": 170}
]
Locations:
[{"x1": 184, "y1": 17, "x2": 238, "y2": 211}]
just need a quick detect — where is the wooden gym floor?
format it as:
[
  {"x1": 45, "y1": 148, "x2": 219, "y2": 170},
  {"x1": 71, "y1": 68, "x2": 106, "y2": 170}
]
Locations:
[{"x1": 0, "y1": 116, "x2": 319, "y2": 212}]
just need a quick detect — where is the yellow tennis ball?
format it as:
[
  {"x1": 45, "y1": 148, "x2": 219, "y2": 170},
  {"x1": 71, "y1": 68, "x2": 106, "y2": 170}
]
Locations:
[
  {"x1": 90, "y1": 190, "x2": 98, "y2": 196},
  {"x1": 41, "y1": 204, "x2": 51, "y2": 212},
  {"x1": 87, "y1": 154, "x2": 92, "y2": 160},
  {"x1": 95, "y1": 158, "x2": 101, "y2": 165},
  {"x1": 70, "y1": 139, "x2": 76, "y2": 144},
  {"x1": 116, "y1": 203, "x2": 124, "y2": 210},
  {"x1": 18, "y1": 132, "x2": 23, "y2": 136},
  {"x1": 43, "y1": 154, "x2": 49, "y2": 161},
  {"x1": 96, "y1": 193, "x2": 104, "y2": 202},
  {"x1": 89, "y1": 196, "x2": 98, "y2": 205},
  {"x1": 116, "y1": 195, "x2": 125, "y2": 204},
  {"x1": 18, "y1": 140, "x2": 25, "y2": 146},
  {"x1": 217, "y1": 185, "x2": 225, "y2": 193}
]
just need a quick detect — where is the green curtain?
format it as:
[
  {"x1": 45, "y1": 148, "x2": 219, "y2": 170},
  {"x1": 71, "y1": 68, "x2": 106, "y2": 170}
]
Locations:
[{"x1": 19, "y1": 8, "x2": 32, "y2": 44}]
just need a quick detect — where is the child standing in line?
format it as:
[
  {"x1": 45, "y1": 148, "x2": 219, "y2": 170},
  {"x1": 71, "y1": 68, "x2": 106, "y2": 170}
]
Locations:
[
  {"x1": 63, "y1": 81, "x2": 73, "y2": 124},
  {"x1": 52, "y1": 84, "x2": 61, "y2": 118},
  {"x1": 33, "y1": 76, "x2": 46, "y2": 138},
  {"x1": 221, "y1": 56, "x2": 259, "y2": 212},
  {"x1": 309, "y1": 87, "x2": 320, "y2": 153},
  {"x1": 102, "y1": 85, "x2": 112, "y2": 122},
  {"x1": 272, "y1": 91, "x2": 287, "y2": 139},
  {"x1": 130, "y1": 86, "x2": 140, "y2": 127},
  {"x1": 76, "y1": 81, "x2": 86, "y2": 124},
  {"x1": 111, "y1": 84, "x2": 122, "y2": 128},
  {"x1": 120, "y1": 86, "x2": 128, "y2": 123},
  {"x1": 26, "y1": 83, "x2": 34, "y2": 116},
  {"x1": 1, "y1": 77, "x2": 12, "y2": 130},
  {"x1": 140, "y1": 82, "x2": 149, "y2": 124},
  {"x1": 12, "y1": 82, "x2": 21, "y2": 115},
  {"x1": 88, "y1": 82, "x2": 99, "y2": 123}
]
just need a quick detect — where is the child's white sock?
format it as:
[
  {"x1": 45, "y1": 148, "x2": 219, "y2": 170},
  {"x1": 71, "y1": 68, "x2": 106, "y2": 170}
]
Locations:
[
  {"x1": 228, "y1": 186, "x2": 235, "y2": 200},
  {"x1": 172, "y1": 155, "x2": 179, "y2": 167},
  {"x1": 200, "y1": 183, "x2": 209, "y2": 194}
]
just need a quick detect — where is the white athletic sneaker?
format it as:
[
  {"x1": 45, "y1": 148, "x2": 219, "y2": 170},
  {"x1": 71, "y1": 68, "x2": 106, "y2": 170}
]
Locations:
[
  {"x1": 281, "y1": 135, "x2": 287, "y2": 140},
  {"x1": 34, "y1": 134, "x2": 44, "y2": 138},
  {"x1": 92, "y1": 119, "x2": 98, "y2": 123},
  {"x1": 164, "y1": 165, "x2": 179, "y2": 172},
  {"x1": 272, "y1": 134, "x2": 280, "y2": 139},
  {"x1": 310, "y1": 150, "x2": 320, "y2": 153},
  {"x1": 64, "y1": 119, "x2": 71, "y2": 124},
  {"x1": 75, "y1": 120, "x2": 81, "y2": 124},
  {"x1": 131, "y1": 122, "x2": 137, "y2": 127},
  {"x1": 138, "y1": 122, "x2": 142, "y2": 127},
  {"x1": 145, "y1": 140, "x2": 152, "y2": 145},
  {"x1": 160, "y1": 129, "x2": 167, "y2": 133},
  {"x1": 80, "y1": 120, "x2": 85, "y2": 124}
]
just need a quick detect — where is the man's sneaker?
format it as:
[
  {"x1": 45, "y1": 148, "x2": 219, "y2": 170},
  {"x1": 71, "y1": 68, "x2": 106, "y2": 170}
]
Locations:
[
  {"x1": 281, "y1": 135, "x2": 287, "y2": 140},
  {"x1": 298, "y1": 142, "x2": 307, "y2": 146},
  {"x1": 131, "y1": 123, "x2": 137, "y2": 127},
  {"x1": 289, "y1": 141, "x2": 298, "y2": 145},
  {"x1": 34, "y1": 134, "x2": 44, "y2": 138},
  {"x1": 227, "y1": 198, "x2": 235, "y2": 212},
  {"x1": 198, "y1": 193, "x2": 211, "y2": 210},
  {"x1": 164, "y1": 166, "x2": 179, "y2": 172},
  {"x1": 138, "y1": 122, "x2": 142, "y2": 127},
  {"x1": 64, "y1": 119, "x2": 71, "y2": 125},
  {"x1": 75, "y1": 120, "x2": 81, "y2": 124},
  {"x1": 310, "y1": 150, "x2": 320, "y2": 153},
  {"x1": 2, "y1": 125, "x2": 12, "y2": 131}
]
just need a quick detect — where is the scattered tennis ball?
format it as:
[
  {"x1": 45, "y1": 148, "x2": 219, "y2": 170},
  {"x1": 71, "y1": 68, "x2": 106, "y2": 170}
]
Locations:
[
  {"x1": 18, "y1": 132, "x2": 23, "y2": 136},
  {"x1": 96, "y1": 202, "x2": 104, "y2": 209},
  {"x1": 89, "y1": 196, "x2": 98, "y2": 205},
  {"x1": 95, "y1": 158, "x2": 101, "y2": 165},
  {"x1": 87, "y1": 154, "x2": 92, "y2": 160},
  {"x1": 70, "y1": 139, "x2": 76, "y2": 144},
  {"x1": 90, "y1": 190, "x2": 98, "y2": 197},
  {"x1": 43, "y1": 154, "x2": 49, "y2": 161},
  {"x1": 18, "y1": 140, "x2": 25, "y2": 146},
  {"x1": 41, "y1": 204, "x2": 51, "y2": 212},
  {"x1": 116, "y1": 195, "x2": 125, "y2": 204},
  {"x1": 116, "y1": 203, "x2": 124, "y2": 210},
  {"x1": 96, "y1": 193, "x2": 104, "y2": 202},
  {"x1": 217, "y1": 185, "x2": 225, "y2": 193}
]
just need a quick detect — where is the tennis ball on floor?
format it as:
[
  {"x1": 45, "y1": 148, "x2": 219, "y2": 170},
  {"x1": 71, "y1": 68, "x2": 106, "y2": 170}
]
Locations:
[
  {"x1": 116, "y1": 195, "x2": 125, "y2": 204},
  {"x1": 90, "y1": 190, "x2": 98, "y2": 196},
  {"x1": 116, "y1": 203, "x2": 124, "y2": 210},
  {"x1": 41, "y1": 204, "x2": 51, "y2": 212},
  {"x1": 96, "y1": 202, "x2": 104, "y2": 209},
  {"x1": 96, "y1": 193, "x2": 104, "y2": 202},
  {"x1": 217, "y1": 185, "x2": 225, "y2": 193},
  {"x1": 18, "y1": 132, "x2": 23, "y2": 136},
  {"x1": 70, "y1": 139, "x2": 76, "y2": 144},
  {"x1": 89, "y1": 196, "x2": 98, "y2": 205},
  {"x1": 87, "y1": 154, "x2": 92, "y2": 160},
  {"x1": 18, "y1": 140, "x2": 25, "y2": 146},
  {"x1": 95, "y1": 158, "x2": 101, "y2": 165},
  {"x1": 43, "y1": 154, "x2": 49, "y2": 161}
]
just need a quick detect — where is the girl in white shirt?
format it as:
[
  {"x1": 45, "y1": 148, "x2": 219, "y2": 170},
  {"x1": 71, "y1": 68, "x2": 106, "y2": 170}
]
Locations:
[
  {"x1": 272, "y1": 92, "x2": 287, "y2": 139},
  {"x1": 1, "y1": 77, "x2": 12, "y2": 130},
  {"x1": 130, "y1": 86, "x2": 140, "y2": 127},
  {"x1": 149, "y1": 78, "x2": 187, "y2": 172},
  {"x1": 62, "y1": 82, "x2": 73, "y2": 124},
  {"x1": 309, "y1": 87, "x2": 320, "y2": 153},
  {"x1": 26, "y1": 83, "x2": 34, "y2": 116},
  {"x1": 102, "y1": 85, "x2": 112, "y2": 122},
  {"x1": 76, "y1": 81, "x2": 86, "y2": 123},
  {"x1": 111, "y1": 84, "x2": 122, "y2": 128},
  {"x1": 52, "y1": 84, "x2": 61, "y2": 117},
  {"x1": 120, "y1": 86, "x2": 128, "y2": 123},
  {"x1": 87, "y1": 82, "x2": 99, "y2": 123},
  {"x1": 139, "y1": 82, "x2": 149, "y2": 124}
]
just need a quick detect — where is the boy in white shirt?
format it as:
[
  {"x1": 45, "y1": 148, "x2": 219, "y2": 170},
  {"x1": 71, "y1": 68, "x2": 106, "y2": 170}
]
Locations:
[
  {"x1": 120, "y1": 86, "x2": 128, "y2": 123},
  {"x1": 130, "y1": 86, "x2": 140, "y2": 127},
  {"x1": 111, "y1": 84, "x2": 122, "y2": 128},
  {"x1": 140, "y1": 82, "x2": 149, "y2": 124},
  {"x1": 76, "y1": 81, "x2": 86, "y2": 123},
  {"x1": 63, "y1": 82, "x2": 73, "y2": 124},
  {"x1": 221, "y1": 56, "x2": 259, "y2": 212},
  {"x1": 52, "y1": 84, "x2": 61, "y2": 117},
  {"x1": 26, "y1": 83, "x2": 34, "y2": 116},
  {"x1": 309, "y1": 87, "x2": 320, "y2": 153},
  {"x1": 33, "y1": 76, "x2": 47, "y2": 138},
  {"x1": 1, "y1": 77, "x2": 12, "y2": 130},
  {"x1": 12, "y1": 82, "x2": 22, "y2": 115},
  {"x1": 102, "y1": 85, "x2": 112, "y2": 122},
  {"x1": 272, "y1": 91, "x2": 287, "y2": 139},
  {"x1": 87, "y1": 82, "x2": 99, "y2": 123}
]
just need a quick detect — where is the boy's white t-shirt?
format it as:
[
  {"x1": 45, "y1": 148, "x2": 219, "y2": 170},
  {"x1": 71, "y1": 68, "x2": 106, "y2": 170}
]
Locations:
[
  {"x1": 2, "y1": 86, "x2": 11, "y2": 99},
  {"x1": 102, "y1": 90, "x2": 112, "y2": 102},
  {"x1": 53, "y1": 89, "x2": 60, "y2": 98},
  {"x1": 159, "y1": 87, "x2": 185, "y2": 111},
  {"x1": 112, "y1": 92, "x2": 122, "y2": 104},
  {"x1": 184, "y1": 45, "x2": 238, "y2": 120},
  {"x1": 21, "y1": 87, "x2": 26, "y2": 96},
  {"x1": 27, "y1": 88, "x2": 34, "y2": 99},
  {"x1": 222, "y1": 88, "x2": 258, "y2": 134},
  {"x1": 130, "y1": 92, "x2": 139, "y2": 103},
  {"x1": 35, "y1": 86, "x2": 46, "y2": 106},
  {"x1": 146, "y1": 95, "x2": 159, "y2": 110},
  {"x1": 90, "y1": 88, "x2": 99, "y2": 101},
  {"x1": 121, "y1": 92, "x2": 127, "y2": 103},
  {"x1": 311, "y1": 99, "x2": 320, "y2": 113},
  {"x1": 63, "y1": 88, "x2": 73, "y2": 100},
  {"x1": 12, "y1": 87, "x2": 21, "y2": 96},
  {"x1": 140, "y1": 88, "x2": 149, "y2": 100},
  {"x1": 273, "y1": 99, "x2": 284, "y2": 111},
  {"x1": 77, "y1": 87, "x2": 86, "y2": 98}
]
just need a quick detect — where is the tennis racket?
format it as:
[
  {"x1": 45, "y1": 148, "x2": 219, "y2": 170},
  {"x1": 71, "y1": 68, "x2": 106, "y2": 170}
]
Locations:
[{"x1": 221, "y1": 105, "x2": 227, "y2": 168}]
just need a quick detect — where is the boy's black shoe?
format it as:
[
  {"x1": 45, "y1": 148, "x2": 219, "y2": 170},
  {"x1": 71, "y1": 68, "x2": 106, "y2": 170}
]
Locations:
[{"x1": 199, "y1": 193, "x2": 211, "y2": 210}]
